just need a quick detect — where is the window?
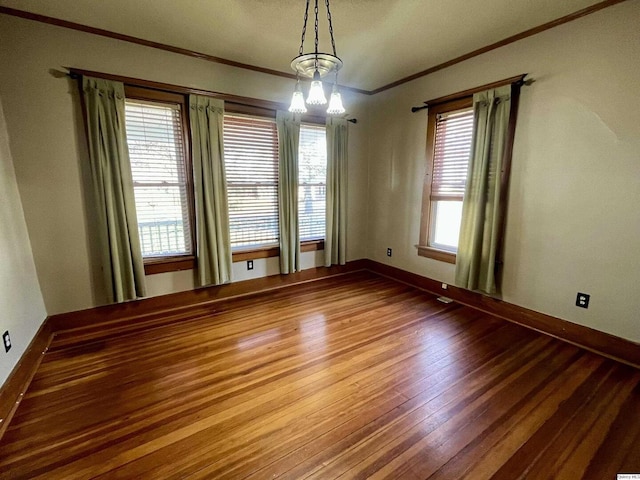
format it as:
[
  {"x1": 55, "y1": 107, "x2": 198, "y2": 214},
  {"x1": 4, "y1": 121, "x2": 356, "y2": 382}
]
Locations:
[
  {"x1": 124, "y1": 88, "x2": 193, "y2": 262},
  {"x1": 223, "y1": 114, "x2": 280, "y2": 250},
  {"x1": 418, "y1": 97, "x2": 473, "y2": 263},
  {"x1": 298, "y1": 124, "x2": 327, "y2": 241},
  {"x1": 79, "y1": 71, "x2": 338, "y2": 275},
  {"x1": 122, "y1": 84, "x2": 329, "y2": 271}
]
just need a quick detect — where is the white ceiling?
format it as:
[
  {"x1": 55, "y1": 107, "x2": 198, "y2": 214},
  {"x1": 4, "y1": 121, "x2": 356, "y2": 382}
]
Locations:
[{"x1": 0, "y1": 0, "x2": 606, "y2": 91}]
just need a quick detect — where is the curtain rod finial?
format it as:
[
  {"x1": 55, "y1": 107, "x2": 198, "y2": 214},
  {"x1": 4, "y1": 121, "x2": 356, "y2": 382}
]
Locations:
[{"x1": 49, "y1": 68, "x2": 72, "y2": 79}]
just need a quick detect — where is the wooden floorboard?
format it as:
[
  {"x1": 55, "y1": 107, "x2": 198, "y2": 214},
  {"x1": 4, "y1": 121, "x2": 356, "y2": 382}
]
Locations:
[{"x1": 1, "y1": 271, "x2": 639, "y2": 479}]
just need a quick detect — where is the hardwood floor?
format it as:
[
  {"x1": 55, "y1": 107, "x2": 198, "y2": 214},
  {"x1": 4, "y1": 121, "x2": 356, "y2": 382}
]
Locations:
[{"x1": 1, "y1": 271, "x2": 639, "y2": 479}]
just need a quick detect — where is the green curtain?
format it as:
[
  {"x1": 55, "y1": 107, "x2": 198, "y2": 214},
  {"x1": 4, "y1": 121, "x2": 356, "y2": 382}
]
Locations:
[
  {"x1": 82, "y1": 77, "x2": 146, "y2": 302},
  {"x1": 189, "y1": 95, "x2": 232, "y2": 286},
  {"x1": 455, "y1": 85, "x2": 512, "y2": 294},
  {"x1": 325, "y1": 117, "x2": 349, "y2": 267},
  {"x1": 276, "y1": 111, "x2": 301, "y2": 274}
]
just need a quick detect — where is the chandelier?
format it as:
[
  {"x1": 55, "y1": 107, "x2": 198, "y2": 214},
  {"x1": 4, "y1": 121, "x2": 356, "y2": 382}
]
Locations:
[{"x1": 288, "y1": 0, "x2": 345, "y2": 115}]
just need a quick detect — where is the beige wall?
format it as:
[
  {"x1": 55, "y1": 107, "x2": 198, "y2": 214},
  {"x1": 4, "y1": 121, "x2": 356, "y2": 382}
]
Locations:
[
  {"x1": 0, "y1": 97, "x2": 47, "y2": 386},
  {"x1": 366, "y1": 1, "x2": 640, "y2": 342},
  {"x1": 0, "y1": 15, "x2": 370, "y2": 314}
]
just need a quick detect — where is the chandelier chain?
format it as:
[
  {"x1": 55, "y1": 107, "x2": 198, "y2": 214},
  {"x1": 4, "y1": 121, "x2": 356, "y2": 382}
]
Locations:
[
  {"x1": 314, "y1": 0, "x2": 319, "y2": 55},
  {"x1": 325, "y1": 0, "x2": 337, "y2": 57},
  {"x1": 299, "y1": 0, "x2": 310, "y2": 56},
  {"x1": 313, "y1": 0, "x2": 319, "y2": 69}
]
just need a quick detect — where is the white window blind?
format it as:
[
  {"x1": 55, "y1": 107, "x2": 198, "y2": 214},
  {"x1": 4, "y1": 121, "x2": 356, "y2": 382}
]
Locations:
[
  {"x1": 298, "y1": 124, "x2": 327, "y2": 241},
  {"x1": 124, "y1": 99, "x2": 192, "y2": 258},
  {"x1": 224, "y1": 114, "x2": 280, "y2": 249},
  {"x1": 431, "y1": 107, "x2": 474, "y2": 201}
]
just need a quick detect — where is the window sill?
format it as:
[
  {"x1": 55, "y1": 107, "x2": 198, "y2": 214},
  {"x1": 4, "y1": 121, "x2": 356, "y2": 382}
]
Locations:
[
  {"x1": 416, "y1": 245, "x2": 456, "y2": 264},
  {"x1": 301, "y1": 239, "x2": 325, "y2": 252},
  {"x1": 144, "y1": 241, "x2": 327, "y2": 272},
  {"x1": 144, "y1": 255, "x2": 196, "y2": 275},
  {"x1": 232, "y1": 246, "x2": 279, "y2": 262},
  {"x1": 231, "y1": 240, "x2": 325, "y2": 262}
]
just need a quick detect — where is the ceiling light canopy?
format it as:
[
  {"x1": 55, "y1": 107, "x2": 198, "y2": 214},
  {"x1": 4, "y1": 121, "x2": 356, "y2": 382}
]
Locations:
[{"x1": 289, "y1": 0, "x2": 345, "y2": 115}]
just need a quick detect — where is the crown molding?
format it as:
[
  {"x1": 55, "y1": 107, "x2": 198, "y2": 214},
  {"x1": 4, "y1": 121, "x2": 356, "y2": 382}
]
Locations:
[
  {"x1": 0, "y1": 0, "x2": 630, "y2": 96},
  {"x1": 369, "y1": 0, "x2": 628, "y2": 94}
]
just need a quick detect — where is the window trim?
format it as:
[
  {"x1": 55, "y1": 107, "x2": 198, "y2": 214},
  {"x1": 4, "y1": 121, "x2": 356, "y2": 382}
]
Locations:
[
  {"x1": 124, "y1": 85, "x2": 197, "y2": 271},
  {"x1": 418, "y1": 96, "x2": 472, "y2": 263},
  {"x1": 230, "y1": 240, "x2": 325, "y2": 263},
  {"x1": 144, "y1": 256, "x2": 196, "y2": 275}
]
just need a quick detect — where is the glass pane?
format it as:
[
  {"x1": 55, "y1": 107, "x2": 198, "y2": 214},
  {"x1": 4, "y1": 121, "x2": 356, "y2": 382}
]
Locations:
[
  {"x1": 224, "y1": 115, "x2": 280, "y2": 249},
  {"x1": 227, "y1": 184, "x2": 279, "y2": 249},
  {"x1": 134, "y1": 185, "x2": 188, "y2": 256},
  {"x1": 431, "y1": 107, "x2": 473, "y2": 198},
  {"x1": 298, "y1": 124, "x2": 327, "y2": 241},
  {"x1": 125, "y1": 100, "x2": 191, "y2": 257},
  {"x1": 432, "y1": 200, "x2": 463, "y2": 251}
]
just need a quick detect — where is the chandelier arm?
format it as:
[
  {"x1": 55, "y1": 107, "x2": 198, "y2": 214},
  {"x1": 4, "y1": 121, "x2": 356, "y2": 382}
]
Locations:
[
  {"x1": 325, "y1": 0, "x2": 337, "y2": 57},
  {"x1": 299, "y1": 0, "x2": 310, "y2": 56}
]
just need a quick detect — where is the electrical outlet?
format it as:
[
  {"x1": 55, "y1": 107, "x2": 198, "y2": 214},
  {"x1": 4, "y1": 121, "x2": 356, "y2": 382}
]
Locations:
[
  {"x1": 247, "y1": 260, "x2": 254, "y2": 271},
  {"x1": 2, "y1": 331, "x2": 11, "y2": 353},
  {"x1": 387, "y1": 248, "x2": 392, "y2": 257},
  {"x1": 576, "y1": 292, "x2": 590, "y2": 309}
]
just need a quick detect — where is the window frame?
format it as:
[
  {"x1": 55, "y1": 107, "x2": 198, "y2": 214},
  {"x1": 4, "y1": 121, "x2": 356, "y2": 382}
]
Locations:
[
  {"x1": 418, "y1": 96, "x2": 473, "y2": 264},
  {"x1": 224, "y1": 111, "x2": 281, "y2": 253},
  {"x1": 123, "y1": 85, "x2": 197, "y2": 275},
  {"x1": 297, "y1": 118, "x2": 327, "y2": 255},
  {"x1": 224, "y1": 104, "x2": 326, "y2": 261}
]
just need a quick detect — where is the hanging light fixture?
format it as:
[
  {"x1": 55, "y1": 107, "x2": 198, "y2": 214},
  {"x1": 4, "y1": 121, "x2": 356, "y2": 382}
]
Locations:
[
  {"x1": 289, "y1": 77, "x2": 307, "y2": 113},
  {"x1": 326, "y1": 73, "x2": 345, "y2": 114},
  {"x1": 307, "y1": 70, "x2": 327, "y2": 105},
  {"x1": 288, "y1": 0, "x2": 345, "y2": 115}
]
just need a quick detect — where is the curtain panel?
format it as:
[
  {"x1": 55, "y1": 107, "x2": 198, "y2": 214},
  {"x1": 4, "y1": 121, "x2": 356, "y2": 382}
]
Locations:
[
  {"x1": 276, "y1": 111, "x2": 301, "y2": 274},
  {"x1": 82, "y1": 77, "x2": 146, "y2": 303},
  {"x1": 325, "y1": 117, "x2": 349, "y2": 267},
  {"x1": 455, "y1": 85, "x2": 512, "y2": 294},
  {"x1": 189, "y1": 95, "x2": 232, "y2": 286}
]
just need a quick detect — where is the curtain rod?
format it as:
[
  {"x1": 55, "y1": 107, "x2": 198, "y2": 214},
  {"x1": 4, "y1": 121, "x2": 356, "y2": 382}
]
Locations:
[
  {"x1": 411, "y1": 74, "x2": 533, "y2": 113},
  {"x1": 61, "y1": 68, "x2": 357, "y2": 123}
]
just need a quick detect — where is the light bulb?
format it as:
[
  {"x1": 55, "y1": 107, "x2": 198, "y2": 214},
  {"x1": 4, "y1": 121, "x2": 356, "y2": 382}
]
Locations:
[
  {"x1": 306, "y1": 70, "x2": 327, "y2": 105},
  {"x1": 327, "y1": 84, "x2": 345, "y2": 114},
  {"x1": 288, "y1": 82, "x2": 307, "y2": 113}
]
